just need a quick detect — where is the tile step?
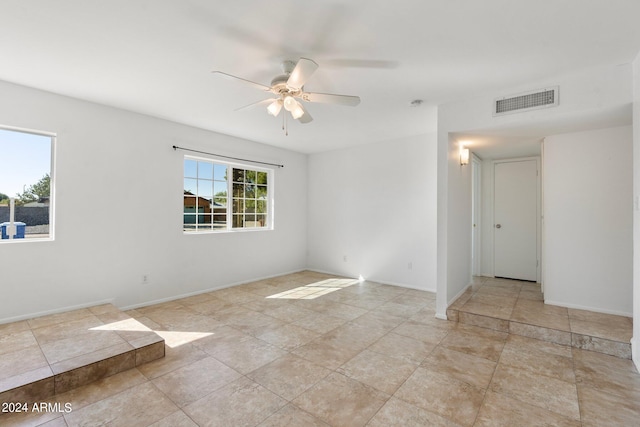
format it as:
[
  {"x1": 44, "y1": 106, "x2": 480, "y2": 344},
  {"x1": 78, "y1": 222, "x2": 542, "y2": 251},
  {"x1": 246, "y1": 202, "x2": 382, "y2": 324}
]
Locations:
[
  {"x1": 0, "y1": 304, "x2": 165, "y2": 404},
  {"x1": 446, "y1": 308, "x2": 631, "y2": 359}
]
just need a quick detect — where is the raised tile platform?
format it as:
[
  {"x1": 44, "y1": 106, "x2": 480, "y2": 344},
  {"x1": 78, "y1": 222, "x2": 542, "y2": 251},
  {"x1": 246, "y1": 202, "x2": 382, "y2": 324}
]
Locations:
[
  {"x1": 0, "y1": 304, "x2": 165, "y2": 404},
  {"x1": 447, "y1": 277, "x2": 633, "y2": 359}
]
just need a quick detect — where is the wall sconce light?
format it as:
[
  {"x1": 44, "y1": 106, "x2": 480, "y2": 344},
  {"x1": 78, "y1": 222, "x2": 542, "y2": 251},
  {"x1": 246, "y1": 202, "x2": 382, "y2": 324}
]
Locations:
[{"x1": 459, "y1": 146, "x2": 470, "y2": 166}]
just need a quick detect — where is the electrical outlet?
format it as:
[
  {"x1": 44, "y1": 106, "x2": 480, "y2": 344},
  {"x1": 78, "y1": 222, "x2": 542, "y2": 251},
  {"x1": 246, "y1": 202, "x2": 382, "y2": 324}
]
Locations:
[{"x1": 142, "y1": 274, "x2": 150, "y2": 284}]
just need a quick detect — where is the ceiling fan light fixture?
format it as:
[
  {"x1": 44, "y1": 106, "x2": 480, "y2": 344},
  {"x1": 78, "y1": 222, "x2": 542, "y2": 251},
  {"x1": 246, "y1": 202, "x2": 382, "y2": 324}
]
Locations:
[
  {"x1": 283, "y1": 95, "x2": 297, "y2": 112},
  {"x1": 290, "y1": 102, "x2": 305, "y2": 120},
  {"x1": 267, "y1": 99, "x2": 282, "y2": 116}
]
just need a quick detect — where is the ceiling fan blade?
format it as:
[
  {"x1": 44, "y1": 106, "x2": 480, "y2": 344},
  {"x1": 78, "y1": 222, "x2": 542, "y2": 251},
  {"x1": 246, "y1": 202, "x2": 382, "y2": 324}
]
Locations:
[
  {"x1": 301, "y1": 92, "x2": 361, "y2": 106},
  {"x1": 287, "y1": 58, "x2": 318, "y2": 89},
  {"x1": 297, "y1": 104, "x2": 313, "y2": 124},
  {"x1": 234, "y1": 98, "x2": 277, "y2": 112},
  {"x1": 212, "y1": 71, "x2": 271, "y2": 91}
]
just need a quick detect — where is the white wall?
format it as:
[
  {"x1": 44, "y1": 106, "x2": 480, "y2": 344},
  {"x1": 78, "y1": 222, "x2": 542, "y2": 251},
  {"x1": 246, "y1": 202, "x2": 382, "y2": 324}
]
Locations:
[
  {"x1": 632, "y1": 51, "x2": 640, "y2": 368},
  {"x1": 436, "y1": 64, "x2": 633, "y2": 318},
  {"x1": 543, "y1": 126, "x2": 633, "y2": 315},
  {"x1": 307, "y1": 134, "x2": 438, "y2": 291},
  {"x1": 0, "y1": 80, "x2": 308, "y2": 323}
]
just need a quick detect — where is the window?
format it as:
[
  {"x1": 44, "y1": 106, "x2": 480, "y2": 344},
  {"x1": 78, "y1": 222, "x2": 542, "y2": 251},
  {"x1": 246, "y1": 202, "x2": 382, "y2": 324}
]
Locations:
[
  {"x1": 183, "y1": 157, "x2": 271, "y2": 232},
  {"x1": 0, "y1": 127, "x2": 54, "y2": 241}
]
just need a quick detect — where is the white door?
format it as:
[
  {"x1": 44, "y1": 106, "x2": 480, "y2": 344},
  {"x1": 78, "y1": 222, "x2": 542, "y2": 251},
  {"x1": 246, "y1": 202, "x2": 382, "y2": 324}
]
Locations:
[{"x1": 494, "y1": 159, "x2": 538, "y2": 281}]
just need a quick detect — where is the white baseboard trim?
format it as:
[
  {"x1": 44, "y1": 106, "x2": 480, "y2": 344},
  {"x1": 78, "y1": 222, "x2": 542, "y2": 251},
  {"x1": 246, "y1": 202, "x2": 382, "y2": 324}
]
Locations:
[
  {"x1": 121, "y1": 268, "x2": 306, "y2": 311},
  {"x1": 544, "y1": 300, "x2": 632, "y2": 318},
  {"x1": 448, "y1": 283, "x2": 471, "y2": 307},
  {"x1": 0, "y1": 298, "x2": 115, "y2": 325},
  {"x1": 305, "y1": 268, "x2": 437, "y2": 294}
]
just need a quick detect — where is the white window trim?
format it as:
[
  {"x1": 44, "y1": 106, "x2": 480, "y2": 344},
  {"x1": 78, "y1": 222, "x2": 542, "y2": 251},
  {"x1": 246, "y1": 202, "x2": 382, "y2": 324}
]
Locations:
[{"x1": 183, "y1": 154, "x2": 274, "y2": 234}]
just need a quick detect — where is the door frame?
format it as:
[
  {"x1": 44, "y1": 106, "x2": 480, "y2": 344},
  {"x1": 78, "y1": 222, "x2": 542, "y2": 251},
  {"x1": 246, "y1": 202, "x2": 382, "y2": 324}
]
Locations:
[
  {"x1": 492, "y1": 156, "x2": 541, "y2": 283},
  {"x1": 472, "y1": 154, "x2": 482, "y2": 276}
]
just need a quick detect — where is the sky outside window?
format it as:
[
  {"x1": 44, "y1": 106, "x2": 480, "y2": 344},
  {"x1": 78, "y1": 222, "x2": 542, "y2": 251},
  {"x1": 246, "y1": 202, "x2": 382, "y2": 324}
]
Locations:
[{"x1": 0, "y1": 128, "x2": 52, "y2": 198}]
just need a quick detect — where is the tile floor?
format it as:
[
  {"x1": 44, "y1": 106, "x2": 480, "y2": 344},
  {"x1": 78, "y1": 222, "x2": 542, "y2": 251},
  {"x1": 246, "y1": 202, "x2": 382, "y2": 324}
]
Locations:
[
  {"x1": 447, "y1": 276, "x2": 633, "y2": 359},
  {"x1": 1, "y1": 271, "x2": 639, "y2": 426}
]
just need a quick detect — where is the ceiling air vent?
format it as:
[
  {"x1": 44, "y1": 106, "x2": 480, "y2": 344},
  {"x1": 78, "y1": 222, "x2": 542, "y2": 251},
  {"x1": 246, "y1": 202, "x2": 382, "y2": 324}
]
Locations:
[{"x1": 493, "y1": 86, "x2": 558, "y2": 116}]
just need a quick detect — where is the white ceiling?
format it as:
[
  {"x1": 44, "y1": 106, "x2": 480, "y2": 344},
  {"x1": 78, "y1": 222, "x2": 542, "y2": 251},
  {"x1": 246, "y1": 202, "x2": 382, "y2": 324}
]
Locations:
[{"x1": 1, "y1": 1, "x2": 640, "y2": 154}]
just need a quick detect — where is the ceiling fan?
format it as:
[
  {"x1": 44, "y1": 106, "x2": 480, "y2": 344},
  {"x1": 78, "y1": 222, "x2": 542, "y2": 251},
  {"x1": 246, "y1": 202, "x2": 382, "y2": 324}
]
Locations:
[{"x1": 212, "y1": 58, "x2": 360, "y2": 131}]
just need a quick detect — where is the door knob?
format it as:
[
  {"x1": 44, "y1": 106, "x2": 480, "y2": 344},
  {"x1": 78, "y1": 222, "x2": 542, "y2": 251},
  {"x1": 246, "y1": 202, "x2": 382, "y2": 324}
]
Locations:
[{"x1": 495, "y1": 224, "x2": 502, "y2": 229}]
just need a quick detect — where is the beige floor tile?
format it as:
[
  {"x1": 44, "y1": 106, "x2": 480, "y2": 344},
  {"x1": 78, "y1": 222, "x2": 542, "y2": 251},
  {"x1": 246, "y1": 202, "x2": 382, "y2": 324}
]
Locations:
[
  {"x1": 292, "y1": 336, "x2": 363, "y2": 370},
  {"x1": 439, "y1": 328, "x2": 506, "y2": 362},
  {"x1": 184, "y1": 377, "x2": 286, "y2": 427},
  {"x1": 291, "y1": 312, "x2": 347, "y2": 334},
  {"x1": 152, "y1": 356, "x2": 241, "y2": 407},
  {"x1": 503, "y1": 333, "x2": 572, "y2": 358},
  {"x1": 475, "y1": 285, "x2": 520, "y2": 298},
  {"x1": 510, "y1": 308, "x2": 570, "y2": 331},
  {"x1": 261, "y1": 304, "x2": 317, "y2": 323},
  {"x1": 409, "y1": 309, "x2": 457, "y2": 330},
  {"x1": 186, "y1": 297, "x2": 235, "y2": 315},
  {"x1": 460, "y1": 300, "x2": 513, "y2": 320},
  {"x1": 247, "y1": 353, "x2": 331, "y2": 401},
  {"x1": 348, "y1": 310, "x2": 405, "y2": 334},
  {"x1": 508, "y1": 321, "x2": 572, "y2": 345},
  {"x1": 514, "y1": 299, "x2": 568, "y2": 317},
  {"x1": 422, "y1": 347, "x2": 497, "y2": 389},
  {"x1": 573, "y1": 349, "x2": 640, "y2": 401},
  {"x1": 256, "y1": 323, "x2": 320, "y2": 350},
  {"x1": 137, "y1": 342, "x2": 208, "y2": 380},
  {"x1": 391, "y1": 320, "x2": 449, "y2": 345},
  {"x1": 489, "y1": 364, "x2": 580, "y2": 420},
  {"x1": 569, "y1": 317, "x2": 632, "y2": 342},
  {"x1": 368, "y1": 397, "x2": 462, "y2": 427},
  {"x1": 0, "y1": 320, "x2": 30, "y2": 336},
  {"x1": 148, "y1": 410, "x2": 199, "y2": 427},
  {"x1": 0, "y1": 346, "x2": 50, "y2": 382},
  {"x1": 0, "y1": 330, "x2": 39, "y2": 356},
  {"x1": 498, "y1": 345, "x2": 575, "y2": 383},
  {"x1": 257, "y1": 404, "x2": 330, "y2": 427},
  {"x1": 374, "y1": 301, "x2": 423, "y2": 318},
  {"x1": 368, "y1": 332, "x2": 436, "y2": 364},
  {"x1": 293, "y1": 372, "x2": 389, "y2": 427},
  {"x1": 52, "y1": 368, "x2": 147, "y2": 412},
  {"x1": 341, "y1": 294, "x2": 388, "y2": 310},
  {"x1": 27, "y1": 309, "x2": 94, "y2": 330},
  {"x1": 39, "y1": 331, "x2": 126, "y2": 365},
  {"x1": 203, "y1": 335, "x2": 287, "y2": 374},
  {"x1": 394, "y1": 366, "x2": 485, "y2": 426},
  {"x1": 338, "y1": 349, "x2": 417, "y2": 394},
  {"x1": 465, "y1": 293, "x2": 518, "y2": 308},
  {"x1": 474, "y1": 390, "x2": 581, "y2": 427},
  {"x1": 578, "y1": 384, "x2": 640, "y2": 427},
  {"x1": 63, "y1": 382, "x2": 178, "y2": 427}
]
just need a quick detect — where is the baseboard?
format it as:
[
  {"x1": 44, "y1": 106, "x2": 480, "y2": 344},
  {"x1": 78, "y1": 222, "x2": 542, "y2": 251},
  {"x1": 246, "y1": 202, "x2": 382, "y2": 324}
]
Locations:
[
  {"x1": 544, "y1": 300, "x2": 632, "y2": 318},
  {"x1": 305, "y1": 268, "x2": 436, "y2": 294},
  {"x1": 121, "y1": 268, "x2": 307, "y2": 311},
  {"x1": 632, "y1": 337, "x2": 639, "y2": 371},
  {"x1": 0, "y1": 298, "x2": 115, "y2": 325},
  {"x1": 448, "y1": 283, "x2": 471, "y2": 306}
]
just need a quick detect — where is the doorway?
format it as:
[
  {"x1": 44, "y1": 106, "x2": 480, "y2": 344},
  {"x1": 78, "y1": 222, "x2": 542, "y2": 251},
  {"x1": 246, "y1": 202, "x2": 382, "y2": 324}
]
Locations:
[{"x1": 493, "y1": 158, "x2": 540, "y2": 282}]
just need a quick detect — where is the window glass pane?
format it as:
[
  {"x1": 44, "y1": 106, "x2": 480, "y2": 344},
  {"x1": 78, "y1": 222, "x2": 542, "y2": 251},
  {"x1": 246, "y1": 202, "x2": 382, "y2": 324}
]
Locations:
[
  {"x1": 183, "y1": 196, "x2": 197, "y2": 213},
  {"x1": 232, "y1": 214, "x2": 243, "y2": 228},
  {"x1": 214, "y1": 164, "x2": 227, "y2": 181},
  {"x1": 214, "y1": 196, "x2": 227, "y2": 208},
  {"x1": 257, "y1": 171, "x2": 267, "y2": 185},
  {"x1": 232, "y1": 169, "x2": 245, "y2": 183},
  {"x1": 198, "y1": 180, "x2": 213, "y2": 199},
  {"x1": 244, "y1": 185, "x2": 255, "y2": 199},
  {"x1": 233, "y1": 183, "x2": 244, "y2": 198},
  {"x1": 198, "y1": 161, "x2": 213, "y2": 179},
  {"x1": 213, "y1": 181, "x2": 227, "y2": 198},
  {"x1": 257, "y1": 185, "x2": 267, "y2": 199},
  {"x1": 256, "y1": 215, "x2": 267, "y2": 227},
  {"x1": 256, "y1": 200, "x2": 266, "y2": 213},
  {"x1": 184, "y1": 178, "x2": 197, "y2": 194},
  {"x1": 197, "y1": 214, "x2": 213, "y2": 227},
  {"x1": 233, "y1": 198, "x2": 244, "y2": 212},
  {"x1": 245, "y1": 170, "x2": 256, "y2": 183},
  {"x1": 0, "y1": 128, "x2": 53, "y2": 241},
  {"x1": 184, "y1": 159, "x2": 197, "y2": 178}
]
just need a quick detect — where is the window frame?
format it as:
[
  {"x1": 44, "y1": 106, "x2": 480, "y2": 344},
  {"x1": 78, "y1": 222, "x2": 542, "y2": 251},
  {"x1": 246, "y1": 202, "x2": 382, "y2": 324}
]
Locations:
[
  {"x1": 0, "y1": 125, "x2": 55, "y2": 244},
  {"x1": 182, "y1": 155, "x2": 274, "y2": 234}
]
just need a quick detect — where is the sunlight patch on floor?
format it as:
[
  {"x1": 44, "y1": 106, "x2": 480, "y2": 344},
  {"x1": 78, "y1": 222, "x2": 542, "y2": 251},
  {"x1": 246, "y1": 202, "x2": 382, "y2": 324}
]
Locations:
[
  {"x1": 90, "y1": 318, "x2": 213, "y2": 348},
  {"x1": 266, "y1": 278, "x2": 360, "y2": 300}
]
